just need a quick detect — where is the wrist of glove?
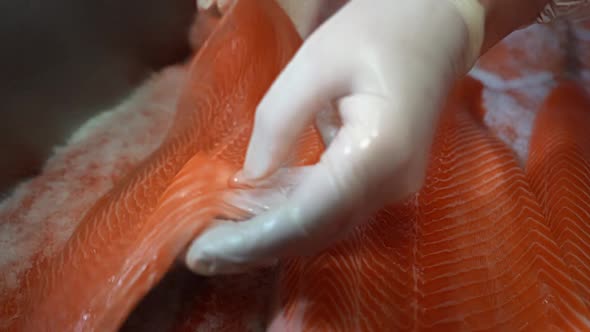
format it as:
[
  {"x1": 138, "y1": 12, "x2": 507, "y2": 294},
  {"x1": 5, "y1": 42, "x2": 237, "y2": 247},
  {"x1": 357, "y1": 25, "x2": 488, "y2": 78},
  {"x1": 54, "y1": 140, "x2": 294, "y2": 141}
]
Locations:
[
  {"x1": 448, "y1": 0, "x2": 485, "y2": 70},
  {"x1": 538, "y1": 0, "x2": 590, "y2": 23}
]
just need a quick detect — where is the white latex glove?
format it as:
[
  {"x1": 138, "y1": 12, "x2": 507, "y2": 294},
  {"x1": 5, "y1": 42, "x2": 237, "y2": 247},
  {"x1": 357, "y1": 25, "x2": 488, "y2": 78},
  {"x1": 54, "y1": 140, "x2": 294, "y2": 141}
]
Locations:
[
  {"x1": 537, "y1": 0, "x2": 590, "y2": 23},
  {"x1": 186, "y1": 0, "x2": 485, "y2": 276}
]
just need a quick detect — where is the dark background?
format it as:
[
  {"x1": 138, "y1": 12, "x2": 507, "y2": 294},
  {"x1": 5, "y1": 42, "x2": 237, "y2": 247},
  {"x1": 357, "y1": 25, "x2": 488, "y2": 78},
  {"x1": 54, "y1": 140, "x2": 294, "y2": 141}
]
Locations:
[{"x1": 0, "y1": 0, "x2": 196, "y2": 193}]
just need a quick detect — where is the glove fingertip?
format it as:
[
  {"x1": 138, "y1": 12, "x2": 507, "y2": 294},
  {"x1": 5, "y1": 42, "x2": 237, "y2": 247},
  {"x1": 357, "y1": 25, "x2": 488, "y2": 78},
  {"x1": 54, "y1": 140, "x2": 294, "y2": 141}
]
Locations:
[
  {"x1": 197, "y1": 0, "x2": 214, "y2": 11},
  {"x1": 242, "y1": 144, "x2": 280, "y2": 180}
]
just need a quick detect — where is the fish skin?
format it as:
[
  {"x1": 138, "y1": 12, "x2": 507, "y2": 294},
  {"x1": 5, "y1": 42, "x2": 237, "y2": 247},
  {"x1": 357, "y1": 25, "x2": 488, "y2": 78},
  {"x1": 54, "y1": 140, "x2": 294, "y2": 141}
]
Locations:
[
  {"x1": 0, "y1": 65, "x2": 188, "y2": 332},
  {"x1": 269, "y1": 78, "x2": 590, "y2": 331},
  {"x1": 0, "y1": 0, "x2": 314, "y2": 330},
  {"x1": 470, "y1": 22, "x2": 569, "y2": 164},
  {"x1": 526, "y1": 81, "x2": 590, "y2": 310}
]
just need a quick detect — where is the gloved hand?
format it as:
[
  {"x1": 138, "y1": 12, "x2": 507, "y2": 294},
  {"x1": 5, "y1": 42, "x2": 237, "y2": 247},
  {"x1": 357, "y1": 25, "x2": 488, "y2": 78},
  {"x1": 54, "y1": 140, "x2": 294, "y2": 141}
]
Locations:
[{"x1": 186, "y1": 0, "x2": 486, "y2": 276}]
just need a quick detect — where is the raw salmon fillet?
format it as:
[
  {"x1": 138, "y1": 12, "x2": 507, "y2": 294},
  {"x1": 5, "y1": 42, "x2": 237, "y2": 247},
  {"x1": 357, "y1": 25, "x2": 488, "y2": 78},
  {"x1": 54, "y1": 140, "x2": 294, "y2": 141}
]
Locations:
[
  {"x1": 0, "y1": 0, "x2": 320, "y2": 330},
  {"x1": 3, "y1": 0, "x2": 590, "y2": 331},
  {"x1": 269, "y1": 78, "x2": 590, "y2": 331},
  {"x1": 527, "y1": 81, "x2": 590, "y2": 310}
]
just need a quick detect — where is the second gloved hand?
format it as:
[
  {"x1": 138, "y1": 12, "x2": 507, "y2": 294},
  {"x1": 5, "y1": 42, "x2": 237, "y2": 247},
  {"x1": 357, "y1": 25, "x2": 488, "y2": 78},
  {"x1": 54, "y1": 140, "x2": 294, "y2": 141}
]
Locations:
[{"x1": 186, "y1": 0, "x2": 486, "y2": 276}]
